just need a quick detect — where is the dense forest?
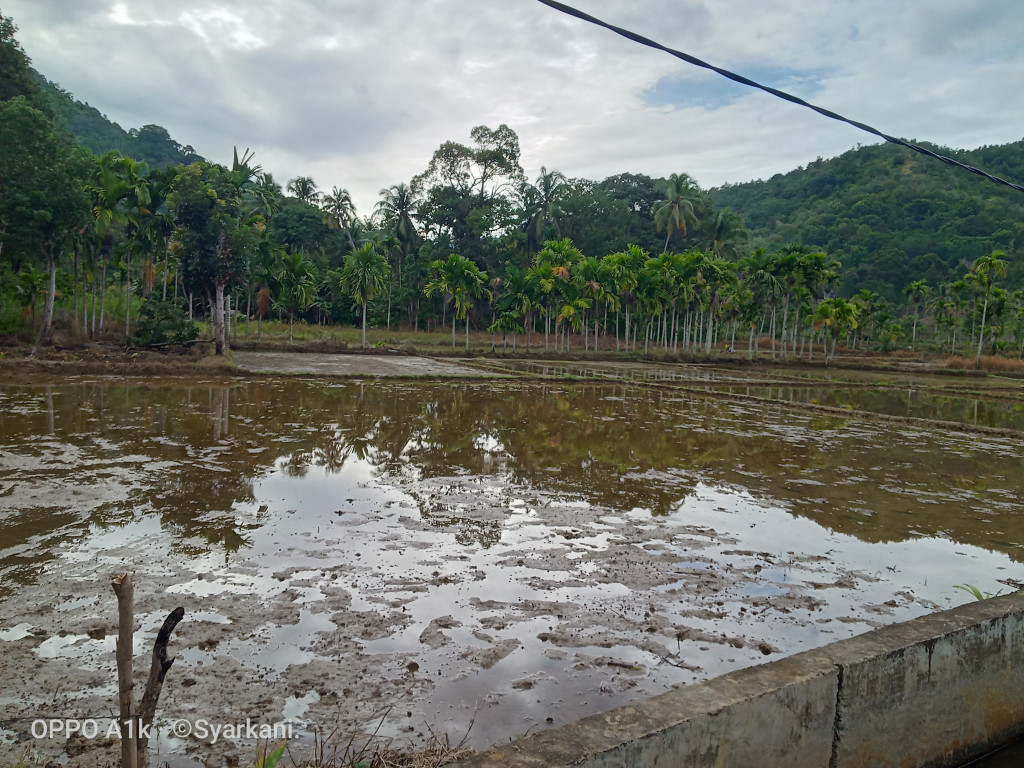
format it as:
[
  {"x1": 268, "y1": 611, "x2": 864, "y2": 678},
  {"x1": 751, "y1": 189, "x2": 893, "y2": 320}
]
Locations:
[
  {"x1": 715, "y1": 140, "x2": 1024, "y2": 302},
  {"x1": 1, "y1": 10, "x2": 1022, "y2": 364}
]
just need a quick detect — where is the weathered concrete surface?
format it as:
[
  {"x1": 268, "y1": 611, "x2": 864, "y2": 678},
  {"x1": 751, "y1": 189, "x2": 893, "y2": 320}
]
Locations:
[
  {"x1": 457, "y1": 652, "x2": 839, "y2": 768},
  {"x1": 231, "y1": 351, "x2": 503, "y2": 377},
  {"x1": 455, "y1": 592, "x2": 1024, "y2": 768},
  {"x1": 830, "y1": 593, "x2": 1024, "y2": 768}
]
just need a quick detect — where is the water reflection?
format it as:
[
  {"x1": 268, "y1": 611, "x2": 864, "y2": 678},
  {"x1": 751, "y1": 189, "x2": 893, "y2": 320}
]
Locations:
[{"x1": 1, "y1": 377, "x2": 1022, "y2": 590}]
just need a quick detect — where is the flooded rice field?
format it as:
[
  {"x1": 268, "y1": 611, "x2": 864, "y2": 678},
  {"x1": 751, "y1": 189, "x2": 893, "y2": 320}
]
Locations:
[{"x1": 0, "y1": 366, "x2": 1022, "y2": 766}]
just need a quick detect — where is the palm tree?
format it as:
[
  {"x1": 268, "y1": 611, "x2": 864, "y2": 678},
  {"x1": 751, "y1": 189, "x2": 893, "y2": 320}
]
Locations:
[
  {"x1": 521, "y1": 167, "x2": 568, "y2": 251},
  {"x1": 492, "y1": 266, "x2": 535, "y2": 351},
  {"x1": 534, "y1": 238, "x2": 584, "y2": 351},
  {"x1": 339, "y1": 243, "x2": 391, "y2": 348},
  {"x1": 88, "y1": 153, "x2": 152, "y2": 341},
  {"x1": 652, "y1": 173, "x2": 700, "y2": 253},
  {"x1": 276, "y1": 250, "x2": 318, "y2": 344},
  {"x1": 321, "y1": 186, "x2": 358, "y2": 250},
  {"x1": 739, "y1": 248, "x2": 781, "y2": 359},
  {"x1": 813, "y1": 297, "x2": 860, "y2": 364},
  {"x1": 375, "y1": 183, "x2": 419, "y2": 249},
  {"x1": 704, "y1": 208, "x2": 749, "y2": 261},
  {"x1": 605, "y1": 244, "x2": 647, "y2": 352},
  {"x1": 904, "y1": 279, "x2": 929, "y2": 351},
  {"x1": 424, "y1": 254, "x2": 490, "y2": 351},
  {"x1": 970, "y1": 251, "x2": 1008, "y2": 367},
  {"x1": 692, "y1": 252, "x2": 736, "y2": 356},
  {"x1": 286, "y1": 176, "x2": 320, "y2": 205}
]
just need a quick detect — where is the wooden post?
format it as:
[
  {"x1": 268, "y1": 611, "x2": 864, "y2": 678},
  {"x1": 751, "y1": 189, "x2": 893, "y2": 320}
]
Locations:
[
  {"x1": 111, "y1": 573, "x2": 137, "y2": 768},
  {"x1": 137, "y1": 607, "x2": 185, "y2": 760}
]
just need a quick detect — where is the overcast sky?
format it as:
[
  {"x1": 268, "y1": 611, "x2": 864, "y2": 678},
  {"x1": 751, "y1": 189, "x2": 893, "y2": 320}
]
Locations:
[{"x1": 6, "y1": 1, "x2": 1024, "y2": 214}]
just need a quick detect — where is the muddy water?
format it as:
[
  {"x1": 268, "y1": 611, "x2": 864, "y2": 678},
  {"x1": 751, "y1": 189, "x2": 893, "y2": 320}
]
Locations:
[{"x1": 1, "y1": 376, "x2": 1022, "y2": 766}]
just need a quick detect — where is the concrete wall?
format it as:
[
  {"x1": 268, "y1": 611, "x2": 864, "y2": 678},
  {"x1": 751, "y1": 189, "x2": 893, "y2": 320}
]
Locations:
[{"x1": 455, "y1": 591, "x2": 1024, "y2": 768}]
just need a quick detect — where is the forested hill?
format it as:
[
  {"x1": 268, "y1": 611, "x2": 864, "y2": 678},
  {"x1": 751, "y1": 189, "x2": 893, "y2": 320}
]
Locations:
[
  {"x1": 39, "y1": 77, "x2": 203, "y2": 169},
  {"x1": 713, "y1": 140, "x2": 1024, "y2": 302}
]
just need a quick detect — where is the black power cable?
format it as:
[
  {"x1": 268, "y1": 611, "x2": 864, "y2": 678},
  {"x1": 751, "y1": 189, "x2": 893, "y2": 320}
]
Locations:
[{"x1": 535, "y1": 0, "x2": 1024, "y2": 194}]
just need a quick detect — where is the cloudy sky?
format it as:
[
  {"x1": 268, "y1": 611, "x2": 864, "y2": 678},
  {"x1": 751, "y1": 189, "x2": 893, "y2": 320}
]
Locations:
[{"x1": 6, "y1": 1, "x2": 1024, "y2": 213}]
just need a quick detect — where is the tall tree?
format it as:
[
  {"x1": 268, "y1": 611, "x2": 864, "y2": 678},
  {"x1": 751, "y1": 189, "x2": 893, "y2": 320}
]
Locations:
[
  {"x1": 321, "y1": 186, "x2": 357, "y2": 251},
  {"x1": 424, "y1": 253, "x2": 489, "y2": 351},
  {"x1": 904, "y1": 278, "x2": 929, "y2": 351},
  {"x1": 652, "y1": 173, "x2": 701, "y2": 253},
  {"x1": 276, "y1": 249, "x2": 318, "y2": 344},
  {"x1": 0, "y1": 97, "x2": 90, "y2": 352},
  {"x1": 970, "y1": 251, "x2": 1008, "y2": 367},
  {"x1": 170, "y1": 163, "x2": 259, "y2": 355},
  {"x1": 339, "y1": 242, "x2": 390, "y2": 348},
  {"x1": 286, "y1": 176, "x2": 320, "y2": 205}
]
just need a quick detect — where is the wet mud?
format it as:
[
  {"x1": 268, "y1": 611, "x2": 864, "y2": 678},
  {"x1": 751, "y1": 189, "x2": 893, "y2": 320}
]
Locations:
[{"x1": 0, "y1": 369, "x2": 1021, "y2": 767}]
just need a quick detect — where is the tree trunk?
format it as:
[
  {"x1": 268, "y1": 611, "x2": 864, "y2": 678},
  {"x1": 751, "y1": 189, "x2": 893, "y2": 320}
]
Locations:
[
  {"x1": 362, "y1": 300, "x2": 368, "y2": 348},
  {"x1": 211, "y1": 283, "x2": 226, "y2": 355},
  {"x1": 975, "y1": 291, "x2": 990, "y2": 368},
  {"x1": 99, "y1": 251, "x2": 108, "y2": 338},
  {"x1": 31, "y1": 250, "x2": 58, "y2": 355}
]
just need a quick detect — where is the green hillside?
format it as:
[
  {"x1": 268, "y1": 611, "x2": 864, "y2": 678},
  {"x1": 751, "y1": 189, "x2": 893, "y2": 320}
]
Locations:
[
  {"x1": 713, "y1": 140, "x2": 1024, "y2": 302},
  {"x1": 40, "y1": 79, "x2": 204, "y2": 169}
]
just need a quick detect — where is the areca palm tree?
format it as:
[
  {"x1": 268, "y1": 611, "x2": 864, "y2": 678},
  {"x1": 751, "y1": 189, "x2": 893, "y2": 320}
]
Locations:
[
  {"x1": 692, "y1": 252, "x2": 736, "y2": 356},
  {"x1": 605, "y1": 244, "x2": 647, "y2": 352},
  {"x1": 339, "y1": 242, "x2": 391, "y2": 348},
  {"x1": 904, "y1": 279, "x2": 929, "y2": 351},
  {"x1": 813, "y1": 297, "x2": 860, "y2": 364},
  {"x1": 970, "y1": 251, "x2": 1008, "y2": 367},
  {"x1": 276, "y1": 249, "x2": 318, "y2": 344},
  {"x1": 424, "y1": 253, "x2": 489, "y2": 351},
  {"x1": 533, "y1": 238, "x2": 584, "y2": 351},
  {"x1": 88, "y1": 152, "x2": 152, "y2": 340},
  {"x1": 652, "y1": 173, "x2": 700, "y2": 253},
  {"x1": 739, "y1": 248, "x2": 781, "y2": 358}
]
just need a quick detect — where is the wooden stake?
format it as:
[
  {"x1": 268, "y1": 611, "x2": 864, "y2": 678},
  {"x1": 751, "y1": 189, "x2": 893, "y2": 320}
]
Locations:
[{"x1": 111, "y1": 573, "x2": 137, "y2": 768}]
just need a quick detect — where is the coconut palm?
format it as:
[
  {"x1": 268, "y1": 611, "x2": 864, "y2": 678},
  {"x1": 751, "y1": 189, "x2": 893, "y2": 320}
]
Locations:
[
  {"x1": 652, "y1": 173, "x2": 700, "y2": 253},
  {"x1": 339, "y1": 243, "x2": 391, "y2": 348},
  {"x1": 375, "y1": 183, "x2": 419, "y2": 249},
  {"x1": 704, "y1": 208, "x2": 749, "y2": 261},
  {"x1": 521, "y1": 166, "x2": 568, "y2": 251},
  {"x1": 286, "y1": 176, "x2": 320, "y2": 205},
  {"x1": 321, "y1": 186, "x2": 358, "y2": 250}
]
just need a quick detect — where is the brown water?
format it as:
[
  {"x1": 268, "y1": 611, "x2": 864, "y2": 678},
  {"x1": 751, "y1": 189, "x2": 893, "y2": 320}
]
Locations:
[{"x1": 1, "y1": 374, "x2": 1021, "y2": 766}]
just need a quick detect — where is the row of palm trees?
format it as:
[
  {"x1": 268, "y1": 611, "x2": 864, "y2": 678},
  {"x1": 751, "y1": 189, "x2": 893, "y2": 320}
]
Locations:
[
  {"x1": 406, "y1": 237, "x2": 860, "y2": 363},
  {"x1": 892, "y1": 252, "x2": 1020, "y2": 363}
]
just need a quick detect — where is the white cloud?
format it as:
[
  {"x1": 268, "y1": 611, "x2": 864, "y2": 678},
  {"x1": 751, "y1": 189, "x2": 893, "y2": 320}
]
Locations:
[{"x1": 6, "y1": 0, "x2": 1023, "y2": 214}]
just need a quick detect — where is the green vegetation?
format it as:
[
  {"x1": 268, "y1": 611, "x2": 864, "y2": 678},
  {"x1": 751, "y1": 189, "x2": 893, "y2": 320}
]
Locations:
[
  {"x1": 1, "y1": 10, "x2": 1022, "y2": 363},
  {"x1": 714, "y1": 141, "x2": 1024, "y2": 303},
  {"x1": 954, "y1": 584, "x2": 1004, "y2": 601}
]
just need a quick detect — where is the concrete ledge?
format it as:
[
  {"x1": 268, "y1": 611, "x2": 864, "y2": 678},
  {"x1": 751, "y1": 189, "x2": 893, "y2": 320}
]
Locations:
[{"x1": 455, "y1": 591, "x2": 1024, "y2": 768}]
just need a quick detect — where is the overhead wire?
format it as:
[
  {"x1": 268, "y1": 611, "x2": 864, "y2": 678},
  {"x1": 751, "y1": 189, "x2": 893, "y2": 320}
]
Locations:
[{"x1": 534, "y1": 0, "x2": 1024, "y2": 194}]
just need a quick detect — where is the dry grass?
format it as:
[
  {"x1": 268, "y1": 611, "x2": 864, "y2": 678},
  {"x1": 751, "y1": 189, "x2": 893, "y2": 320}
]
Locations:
[
  {"x1": 943, "y1": 354, "x2": 1024, "y2": 373},
  {"x1": 285, "y1": 709, "x2": 475, "y2": 768}
]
